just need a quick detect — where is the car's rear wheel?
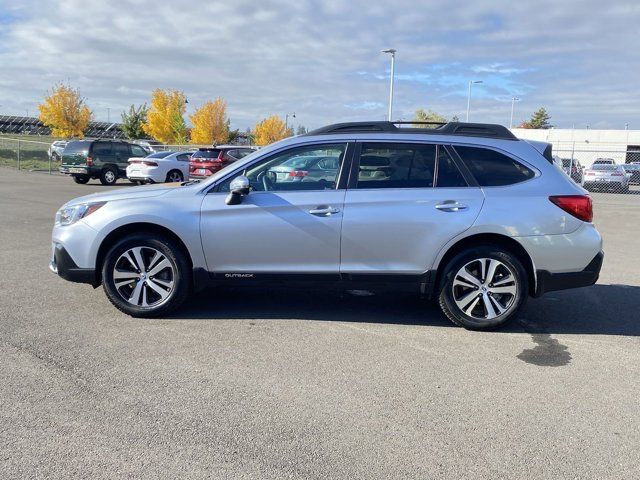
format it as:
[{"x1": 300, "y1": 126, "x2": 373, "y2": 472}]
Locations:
[
  {"x1": 100, "y1": 167, "x2": 118, "y2": 185},
  {"x1": 438, "y1": 246, "x2": 528, "y2": 330},
  {"x1": 102, "y1": 234, "x2": 191, "y2": 317},
  {"x1": 166, "y1": 170, "x2": 183, "y2": 183},
  {"x1": 73, "y1": 174, "x2": 90, "y2": 184}
]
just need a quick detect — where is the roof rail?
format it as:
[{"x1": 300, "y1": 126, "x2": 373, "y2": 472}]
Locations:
[{"x1": 306, "y1": 121, "x2": 518, "y2": 140}]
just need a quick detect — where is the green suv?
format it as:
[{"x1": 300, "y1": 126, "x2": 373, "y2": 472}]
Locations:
[{"x1": 60, "y1": 140, "x2": 149, "y2": 185}]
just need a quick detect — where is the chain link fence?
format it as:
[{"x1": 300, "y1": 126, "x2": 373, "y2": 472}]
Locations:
[
  {"x1": 0, "y1": 137, "x2": 54, "y2": 173},
  {"x1": 0, "y1": 136, "x2": 638, "y2": 195},
  {"x1": 554, "y1": 149, "x2": 639, "y2": 195}
]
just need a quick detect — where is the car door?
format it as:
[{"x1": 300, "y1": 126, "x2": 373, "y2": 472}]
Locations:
[
  {"x1": 200, "y1": 142, "x2": 352, "y2": 275},
  {"x1": 176, "y1": 153, "x2": 192, "y2": 178},
  {"x1": 113, "y1": 143, "x2": 132, "y2": 174},
  {"x1": 90, "y1": 141, "x2": 114, "y2": 170},
  {"x1": 340, "y1": 142, "x2": 484, "y2": 275}
]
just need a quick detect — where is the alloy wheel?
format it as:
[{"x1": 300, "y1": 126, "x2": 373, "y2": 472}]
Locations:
[
  {"x1": 451, "y1": 258, "x2": 517, "y2": 320},
  {"x1": 105, "y1": 170, "x2": 116, "y2": 183},
  {"x1": 112, "y1": 246, "x2": 174, "y2": 307},
  {"x1": 168, "y1": 171, "x2": 182, "y2": 182}
]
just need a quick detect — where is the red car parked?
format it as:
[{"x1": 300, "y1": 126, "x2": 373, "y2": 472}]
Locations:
[{"x1": 189, "y1": 146, "x2": 256, "y2": 177}]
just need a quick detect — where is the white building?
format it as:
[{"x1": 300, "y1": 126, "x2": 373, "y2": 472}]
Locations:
[{"x1": 510, "y1": 128, "x2": 640, "y2": 167}]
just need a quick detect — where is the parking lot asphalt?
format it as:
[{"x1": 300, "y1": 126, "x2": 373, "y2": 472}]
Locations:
[{"x1": 1, "y1": 168, "x2": 639, "y2": 479}]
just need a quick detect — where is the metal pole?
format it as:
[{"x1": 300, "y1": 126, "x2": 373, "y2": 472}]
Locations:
[
  {"x1": 388, "y1": 52, "x2": 395, "y2": 121},
  {"x1": 17, "y1": 140, "x2": 21, "y2": 170},
  {"x1": 466, "y1": 81, "x2": 472, "y2": 122},
  {"x1": 510, "y1": 98, "x2": 515, "y2": 129}
]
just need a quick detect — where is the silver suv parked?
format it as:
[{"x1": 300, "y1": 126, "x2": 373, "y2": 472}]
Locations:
[{"x1": 50, "y1": 122, "x2": 603, "y2": 330}]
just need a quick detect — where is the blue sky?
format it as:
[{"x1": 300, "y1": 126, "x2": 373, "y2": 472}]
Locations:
[{"x1": 0, "y1": 0, "x2": 638, "y2": 130}]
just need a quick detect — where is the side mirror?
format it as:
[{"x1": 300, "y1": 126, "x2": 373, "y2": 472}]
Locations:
[{"x1": 225, "y1": 175, "x2": 250, "y2": 205}]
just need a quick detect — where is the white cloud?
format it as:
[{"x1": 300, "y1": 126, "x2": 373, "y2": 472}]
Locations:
[{"x1": 0, "y1": 0, "x2": 639, "y2": 129}]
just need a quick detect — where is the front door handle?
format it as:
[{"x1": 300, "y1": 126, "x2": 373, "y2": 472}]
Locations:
[
  {"x1": 309, "y1": 205, "x2": 340, "y2": 216},
  {"x1": 435, "y1": 201, "x2": 468, "y2": 212}
]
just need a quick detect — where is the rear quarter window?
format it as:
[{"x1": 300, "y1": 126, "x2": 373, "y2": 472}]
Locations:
[{"x1": 454, "y1": 146, "x2": 535, "y2": 186}]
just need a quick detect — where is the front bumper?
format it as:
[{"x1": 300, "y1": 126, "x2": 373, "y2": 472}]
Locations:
[
  {"x1": 534, "y1": 251, "x2": 603, "y2": 297},
  {"x1": 50, "y1": 243, "x2": 98, "y2": 286}
]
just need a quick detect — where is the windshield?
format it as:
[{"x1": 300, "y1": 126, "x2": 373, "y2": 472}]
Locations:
[
  {"x1": 63, "y1": 141, "x2": 91, "y2": 155},
  {"x1": 192, "y1": 149, "x2": 221, "y2": 159},
  {"x1": 623, "y1": 164, "x2": 640, "y2": 170}
]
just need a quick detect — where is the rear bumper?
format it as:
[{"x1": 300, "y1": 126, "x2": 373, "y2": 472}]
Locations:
[
  {"x1": 534, "y1": 251, "x2": 603, "y2": 297},
  {"x1": 50, "y1": 243, "x2": 98, "y2": 286}
]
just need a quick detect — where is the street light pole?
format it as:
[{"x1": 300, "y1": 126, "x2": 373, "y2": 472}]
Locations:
[
  {"x1": 466, "y1": 80, "x2": 482, "y2": 122},
  {"x1": 509, "y1": 96, "x2": 520, "y2": 129},
  {"x1": 285, "y1": 112, "x2": 296, "y2": 131},
  {"x1": 381, "y1": 49, "x2": 396, "y2": 121}
]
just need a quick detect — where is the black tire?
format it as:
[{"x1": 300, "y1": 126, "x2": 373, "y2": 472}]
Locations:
[
  {"x1": 165, "y1": 170, "x2": 183, "y2": 183},
  {"x1": 101, "y1": 233, "x2": 191, "y2": 318},
  {"x1": 438, "y1": 246, "x2": 528, "y2": 330},
  {"x1": 100, "y1": 167, "x2": 118, "y2": 185},
  {"x1": 73, "y1": 174, "x2": 90, "y2": 184}
]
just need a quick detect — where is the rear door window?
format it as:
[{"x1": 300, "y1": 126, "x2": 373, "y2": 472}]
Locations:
[
  {"x1": 356, "y1": 143, "x2": 436, "y2": 189},
  {"x1": 454, "y1": 146, "x2": 535, "y2": 186},
  {"x1": 91, "y1": 142, "x2": 112, "y2": 155}
]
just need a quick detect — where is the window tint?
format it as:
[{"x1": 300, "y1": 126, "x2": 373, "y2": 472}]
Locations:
[
  {"x1": 454, "y1": 146, "x2": 535, "y2": 186},
  {"x1": 63, "y1": 141, "x2": 90, "y2": 155},
  {"x1": 92, "y1": 142, "x2": 112, "y2": 155},
  {"x1": 356, "y1": 143, "x2": 435, "y2": 189},
  {"x1": 113, "y1": 143, "x2": 130, "y2": 157},
  {"x1": 147, "y1": 151, "x2": 173, "y2": 159},
  {"x1": 436, "y1": 148, "x2": 467, "y2": 187},
  {"x1": 130, "y1": 145, "x2": 148, "y2": 157},
  {"x1": 192, "y1": 149, "x2": 221, "y2": 159},
  {"x1": 217, "y1": 144, "x2": 346, "y2": 192},
  {"x1": 177, "y1": 153, "x2": 191, "y2": 162}
]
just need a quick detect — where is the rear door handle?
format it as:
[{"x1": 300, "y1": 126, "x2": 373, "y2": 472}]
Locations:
[
  {"x1": 435, "y1": 201, "x2": 468, "y2": 212},
  {"x1": 309, "y1": 205, "x2": 340, "y2": 216}
]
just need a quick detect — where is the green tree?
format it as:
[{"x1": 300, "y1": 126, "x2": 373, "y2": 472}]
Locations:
[
  {"x1": 521, "y1": 107, "x2": 552, "y2": 129},
  {"x1": 296, "y1": 125, "x2": 307, "y2": 135},
  {"x1": 451, "y1": 115, "x2": 460, "y2": 122},
  {"x1": 413, "y1": 109, "x2": 447, "y2": 128},
  {"x1": 121, "y1": 104, "x2": 148, "y2": 139}
]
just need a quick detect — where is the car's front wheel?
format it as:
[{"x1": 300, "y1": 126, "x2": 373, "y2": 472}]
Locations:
[
  {"x1": 102, "y1": 234, "x2": 191, "y2": 317},
  {"x1": 438, "y1": 246, "x2": 528, "y2": 330}
]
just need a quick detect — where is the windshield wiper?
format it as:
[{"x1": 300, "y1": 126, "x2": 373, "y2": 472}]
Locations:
[{"x1": 181, "y1": 179, "x2": 201, "y2": 186}]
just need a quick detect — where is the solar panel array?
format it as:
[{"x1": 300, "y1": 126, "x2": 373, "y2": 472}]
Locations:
[{"x1": 0, "y1": 115, "x2": 125, "y2": 138}]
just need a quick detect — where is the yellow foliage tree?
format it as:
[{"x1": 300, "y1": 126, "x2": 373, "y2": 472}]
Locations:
[
  {"x1": 37, "y1": 84, "x2": 93, "y2": 138},
  {"x1": 252, "y1": 115, "x2": 293, "y2": 146},
  {"x1": 142, "y1": 89, "x2": 187, "y2": 144},
  {"x1": 189, "y1": 98, "x2": 230, "y2": 145}
]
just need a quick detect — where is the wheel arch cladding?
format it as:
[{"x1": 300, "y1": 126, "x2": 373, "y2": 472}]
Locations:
[
  {"x1": 435, "y1": 233, "x2": 536, "y2": 297},
  {"x1": 95, "y1": 223, "x2": 194, "y2": 285}
]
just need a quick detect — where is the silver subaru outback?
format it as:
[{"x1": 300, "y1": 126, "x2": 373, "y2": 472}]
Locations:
[{"x1": 50, "y1": 121, "x2": 603, "y2": 330}]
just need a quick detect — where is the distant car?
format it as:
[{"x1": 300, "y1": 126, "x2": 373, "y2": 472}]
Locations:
[
  {"x1": 48, "y1": 141, "x2": 68, "y2": 161},
  {"x1": 126, "y1": 151, "x2": 193, "y2": 184},
  {"x1": 189, "y1": 146, "x2": 256, "y2": 177},
  {"x1": 592, "y1": 158, "x2": 615, "y2": 166},
  {"x1": 268, "y1": 154, "x2": 341, "y2": 187},
  {"x1": 622, "y1": 163, "x2": 640, "y2": 184},
  {"x1": 582, "y1": 164, "x2": 630, "y2": 193},
  {"x1": 561, "y1": 158, "x2": 583, "y2": 182},
  {"x1": 133, "y1": 140, "x2": 165, "y2": 154},
  {"x1": 59, "y1": 140, "x2": 149, "y2": 185}
]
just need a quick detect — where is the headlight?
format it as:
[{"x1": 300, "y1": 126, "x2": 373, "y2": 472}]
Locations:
[{"x1": 55, "y1": 202, "x2": 106, "y2": 226}]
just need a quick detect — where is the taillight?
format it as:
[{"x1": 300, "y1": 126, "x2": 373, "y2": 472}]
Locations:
[
  {"x1": 141, "y1": 161, "x2": 158, "y2": 167},
  {"x1": 86, "y1": 156, "x2": 93, "y2": 166},
  {"x1": 129, "y1": 160, "x2": 141, "y2": 164},
  {"x1": 289, "y1": 170, "x2": 308, "y2": 177},
  {"x1": 549, "y1": 195, "x2": 593, "y2": 222}
]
